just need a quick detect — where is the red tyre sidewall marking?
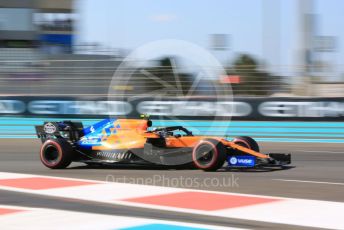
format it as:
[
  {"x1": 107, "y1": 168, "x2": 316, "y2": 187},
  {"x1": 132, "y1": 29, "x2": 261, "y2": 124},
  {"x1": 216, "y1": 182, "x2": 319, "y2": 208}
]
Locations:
[
  {"x1": 192, "y1": 141, "x2": 219, "y2": 169},
  {"x1": 40, "y1": 140, "x2": 62, "y2": 167}
]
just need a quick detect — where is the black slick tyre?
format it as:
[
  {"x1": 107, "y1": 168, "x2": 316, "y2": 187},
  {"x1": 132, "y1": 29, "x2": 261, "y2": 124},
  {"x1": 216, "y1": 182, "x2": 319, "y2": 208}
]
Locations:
[
  {"x1": 233, "y1": 136, "x2": 260, "y2": 152},
  {"x1": 40, "y1": 139, "x2": 73, "y2": 169},
  {"x1": 192, "y1": 139, "x2": 227, "y2": 171}
]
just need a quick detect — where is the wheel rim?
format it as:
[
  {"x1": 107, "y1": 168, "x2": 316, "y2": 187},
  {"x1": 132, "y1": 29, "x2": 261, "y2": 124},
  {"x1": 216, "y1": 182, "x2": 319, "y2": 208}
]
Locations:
[
  {"x1": 43, "y1": 145, "x2": 60, "y2": 164},
  {"x1": 195, "y1": 144, "x2": 215, "y2": 166}
]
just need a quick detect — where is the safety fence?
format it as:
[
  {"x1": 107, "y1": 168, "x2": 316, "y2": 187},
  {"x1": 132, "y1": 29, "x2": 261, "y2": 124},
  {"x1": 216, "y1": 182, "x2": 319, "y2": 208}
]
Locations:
[{"x1": 0, "y1": 96, "x2": 343, "y2": 121}]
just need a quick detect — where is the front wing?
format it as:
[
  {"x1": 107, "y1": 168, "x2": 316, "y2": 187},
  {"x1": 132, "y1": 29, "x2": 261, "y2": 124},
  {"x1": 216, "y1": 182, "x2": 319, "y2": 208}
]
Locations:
[{"x1": 227, "y1": 153, "x2": 291, "y2": 168}]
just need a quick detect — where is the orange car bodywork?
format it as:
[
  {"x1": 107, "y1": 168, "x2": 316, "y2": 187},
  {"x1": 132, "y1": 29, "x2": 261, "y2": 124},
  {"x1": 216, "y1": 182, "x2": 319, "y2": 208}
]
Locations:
[{"x1": 88, "y1": 119, "x2": 268, "y2": 159}]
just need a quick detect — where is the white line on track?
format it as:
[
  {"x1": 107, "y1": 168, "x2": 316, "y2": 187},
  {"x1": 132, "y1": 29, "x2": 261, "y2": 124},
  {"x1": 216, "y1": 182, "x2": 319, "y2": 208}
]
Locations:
[
  {"x1": 295, "y1": 150, "x2": 344, "y2": 154},
  {"x1": 273, "y1": 179, "x2": 344, "y2": 186}
]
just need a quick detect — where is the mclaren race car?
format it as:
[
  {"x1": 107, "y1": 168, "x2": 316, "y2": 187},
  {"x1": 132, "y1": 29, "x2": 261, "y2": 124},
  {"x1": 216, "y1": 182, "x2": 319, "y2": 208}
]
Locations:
[{"x1": 35, "y1": 117, "x2": 291, "y2": 171}]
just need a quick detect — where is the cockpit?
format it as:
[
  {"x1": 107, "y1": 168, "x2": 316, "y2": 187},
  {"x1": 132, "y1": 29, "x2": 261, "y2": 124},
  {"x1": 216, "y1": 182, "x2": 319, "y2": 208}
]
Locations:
[{"x1": 149, "y1": 126, "x2": 193, "y2": 138}]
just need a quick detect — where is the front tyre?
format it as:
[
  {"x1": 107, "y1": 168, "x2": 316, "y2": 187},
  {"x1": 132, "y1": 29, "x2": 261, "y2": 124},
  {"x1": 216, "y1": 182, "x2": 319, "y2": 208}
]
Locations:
[
  {"x1": 40, "y1": 139, "x2": 73, "y2": 169},
  {"x1": 233, "y1": 136, "x2": 259, "y2": 152},
  {"x1": 192, "y1": 139, "x2": 226, "y2": 171}
]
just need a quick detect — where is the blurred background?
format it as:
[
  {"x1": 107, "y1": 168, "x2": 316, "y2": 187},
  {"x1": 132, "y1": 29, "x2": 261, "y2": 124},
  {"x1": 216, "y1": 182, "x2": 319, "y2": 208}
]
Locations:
[
  {"x1": 0, "y1": 0, "x2": 343, "y2": 97},
  {"x1": 0, "y1": 0, "x2": 344, "y2": 143}
]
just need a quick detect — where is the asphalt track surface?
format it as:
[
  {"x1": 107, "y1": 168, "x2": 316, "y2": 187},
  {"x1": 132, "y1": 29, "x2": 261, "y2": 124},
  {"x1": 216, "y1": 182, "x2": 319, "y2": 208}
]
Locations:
[{"x1": 1, "y1": 139, "x2": 344, "y2": 229}]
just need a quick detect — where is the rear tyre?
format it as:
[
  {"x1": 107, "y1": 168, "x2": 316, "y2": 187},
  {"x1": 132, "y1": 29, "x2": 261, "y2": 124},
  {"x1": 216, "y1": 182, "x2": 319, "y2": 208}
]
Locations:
[
  {"x1": 233, "y1": 136, "x2": 259, "y2": 152},
  {"x1": 40, "y1": 139, "x2": 73, "y2": 169},
  {"x1": 192, "y1": 139, "x2": 227, "y2": 171}
]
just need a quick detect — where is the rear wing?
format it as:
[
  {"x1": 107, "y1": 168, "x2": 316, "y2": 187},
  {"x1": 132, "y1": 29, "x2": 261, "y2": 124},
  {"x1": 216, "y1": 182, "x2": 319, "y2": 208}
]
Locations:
[{"x1": 35, "y1": 121, "x2": 84, "y2": 143}]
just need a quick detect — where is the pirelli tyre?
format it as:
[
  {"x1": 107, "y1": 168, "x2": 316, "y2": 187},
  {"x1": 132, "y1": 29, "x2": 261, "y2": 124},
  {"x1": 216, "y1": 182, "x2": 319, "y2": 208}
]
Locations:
[
  {"x1": 192, "y1": 139, "x2": 227, "y2": 171},
  {"x1": 233, "y1": 136, "x2": 260, "y2": 152},
  {"x1": 40, "y1": 139, "x2": 73, "y2": 169}
]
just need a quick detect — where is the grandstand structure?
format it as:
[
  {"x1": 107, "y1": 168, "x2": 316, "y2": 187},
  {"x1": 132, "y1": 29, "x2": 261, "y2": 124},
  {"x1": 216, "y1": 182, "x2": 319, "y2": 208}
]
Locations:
[{"x1": 0, "y1": 0, "x2": 120, "y2": 96}]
